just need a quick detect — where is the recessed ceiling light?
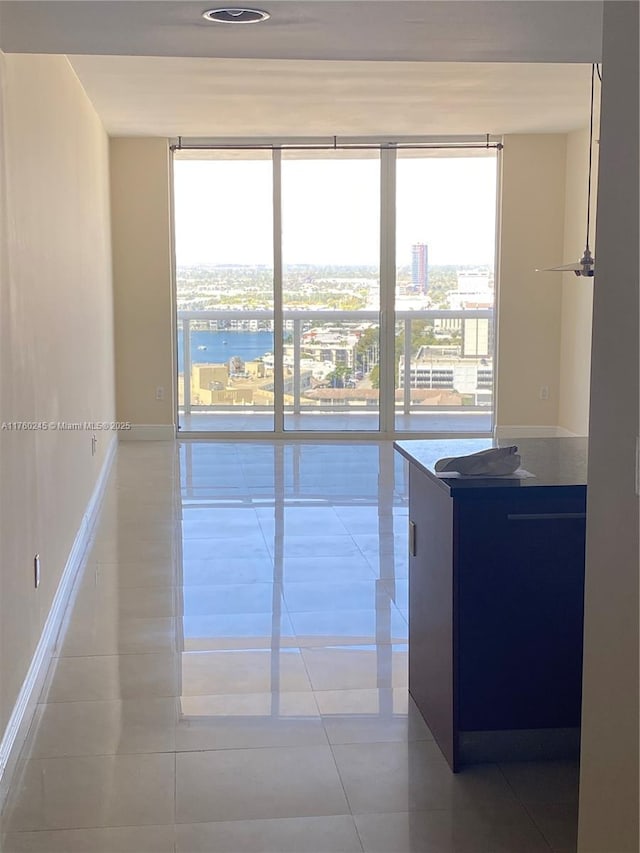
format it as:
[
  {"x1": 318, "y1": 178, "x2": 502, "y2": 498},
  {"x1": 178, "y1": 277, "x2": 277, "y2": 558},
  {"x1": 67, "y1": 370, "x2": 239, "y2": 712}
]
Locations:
[{"x1": 202, "y1": 8, "x2": 270, "y2": 24}]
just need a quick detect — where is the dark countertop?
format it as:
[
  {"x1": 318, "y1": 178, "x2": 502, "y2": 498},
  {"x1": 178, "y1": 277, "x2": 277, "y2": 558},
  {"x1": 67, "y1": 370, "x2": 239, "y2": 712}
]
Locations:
[{"x1": 394, "y1": 436, "x2": 588, "y2": 497}]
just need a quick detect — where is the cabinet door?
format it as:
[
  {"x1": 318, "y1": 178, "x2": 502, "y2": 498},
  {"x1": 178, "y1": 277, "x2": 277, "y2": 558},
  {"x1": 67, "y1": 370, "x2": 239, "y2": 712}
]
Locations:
[
  {"x1": 408, "y1": 468, "x2": 457, "y2": 768},
  {"x1": 456, "y1": 491, "x2": 586, "y2": 732}
]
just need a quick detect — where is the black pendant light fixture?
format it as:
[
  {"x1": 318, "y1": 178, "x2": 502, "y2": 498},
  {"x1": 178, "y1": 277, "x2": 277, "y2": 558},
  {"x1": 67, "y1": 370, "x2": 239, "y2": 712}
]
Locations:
[{"x1": 537, "y1": 64, "x2": 598, "y2": 278}]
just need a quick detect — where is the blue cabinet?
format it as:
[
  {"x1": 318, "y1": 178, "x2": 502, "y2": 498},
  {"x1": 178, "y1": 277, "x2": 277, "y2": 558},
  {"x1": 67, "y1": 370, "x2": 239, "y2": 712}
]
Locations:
[{"x1": 396, "y1": 437, "x2": 587, "y2": 772}]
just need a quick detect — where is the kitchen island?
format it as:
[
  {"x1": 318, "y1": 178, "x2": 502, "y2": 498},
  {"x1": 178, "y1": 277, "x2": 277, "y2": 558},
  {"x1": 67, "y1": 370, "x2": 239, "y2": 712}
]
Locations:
[{"x1": 394, "y1": 437, "x2": 587, "y2": 772}]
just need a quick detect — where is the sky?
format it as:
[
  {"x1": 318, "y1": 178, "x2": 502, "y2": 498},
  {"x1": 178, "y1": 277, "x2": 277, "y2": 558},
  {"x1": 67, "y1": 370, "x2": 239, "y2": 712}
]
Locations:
[{"x1": 173, "y1": 154, "x2": 497, "y2": 268}]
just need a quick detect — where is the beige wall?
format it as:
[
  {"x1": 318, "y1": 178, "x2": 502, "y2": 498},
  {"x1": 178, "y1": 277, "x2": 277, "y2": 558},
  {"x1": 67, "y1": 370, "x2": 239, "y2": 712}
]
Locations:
[
  {"x1": 496, "y1": 134, "x2": 566, "y2": 430},
  {"x1": 0, "y1": 53, "x2": 115, "y2": 734},
  {"x1": 111, "y1": 134, "x2": 590, "y2": 437},
  {"x1": 110, "y1": 138, "x2": 174, "y2": 431},
  {"x1": 497, "y1": 129, "x2": 596, "y2": 437},
  {"x1": 578, "y1": 2, "x2": 639, "y2": 849},
  {"x1": 558, "y1": 127, "x2": 596, "y2": 436}
]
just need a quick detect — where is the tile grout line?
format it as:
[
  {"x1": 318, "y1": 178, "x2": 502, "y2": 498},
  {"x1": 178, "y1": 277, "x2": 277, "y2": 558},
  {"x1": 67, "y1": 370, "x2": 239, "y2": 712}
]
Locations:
[
  {"x1": 326, "y1": 740, "x2": 366, "y2": 852},
  {"x1": 173, "y1": 749, "x2": 178, "y2": 852},
  {"x1": 494, "y1": 762, "x2": 556, "y2": 853}
]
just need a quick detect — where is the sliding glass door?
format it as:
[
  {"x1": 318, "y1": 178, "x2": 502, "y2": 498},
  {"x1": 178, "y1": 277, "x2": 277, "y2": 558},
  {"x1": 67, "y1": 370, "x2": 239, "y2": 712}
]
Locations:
[
  {"x1": 394, "y1": 153, "x2": 497, "y2": 433},
  {"x1": 281, "y1": 152, "x2": 380, "y2": 431},
  {"x1": 173, "y1": 140, "x2": 498, "y2": 436},
  {"x1": 174, "y1": 153, "x2": 275, "y2": 433}
]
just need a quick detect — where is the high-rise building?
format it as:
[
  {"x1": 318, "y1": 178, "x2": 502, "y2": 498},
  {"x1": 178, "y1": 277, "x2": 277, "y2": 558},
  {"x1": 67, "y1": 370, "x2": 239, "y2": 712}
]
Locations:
[{"x1": 411, "y1": 243, "x2": 429, "y2": 293}]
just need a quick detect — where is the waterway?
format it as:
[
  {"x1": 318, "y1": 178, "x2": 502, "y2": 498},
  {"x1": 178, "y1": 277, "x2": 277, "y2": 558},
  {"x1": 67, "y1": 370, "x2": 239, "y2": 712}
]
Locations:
[{"x1": 177, "y1": 329, "x2": 274, "y2": 372}]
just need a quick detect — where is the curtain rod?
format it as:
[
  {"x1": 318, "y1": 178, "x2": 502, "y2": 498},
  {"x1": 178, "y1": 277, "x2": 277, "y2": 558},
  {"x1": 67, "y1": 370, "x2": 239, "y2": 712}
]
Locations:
[
  {"x1": 171, "y1": 134, "x2": 503, "y2": 152},
  {"x1": 171, "y1": 143, "x2": 503, "y2": 152}
]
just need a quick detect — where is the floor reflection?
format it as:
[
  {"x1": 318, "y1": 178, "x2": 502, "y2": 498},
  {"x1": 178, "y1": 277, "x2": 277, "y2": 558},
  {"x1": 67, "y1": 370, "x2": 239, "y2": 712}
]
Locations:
[{"x1": 177, "y1": 442, "x2": 411, "y2": 731}]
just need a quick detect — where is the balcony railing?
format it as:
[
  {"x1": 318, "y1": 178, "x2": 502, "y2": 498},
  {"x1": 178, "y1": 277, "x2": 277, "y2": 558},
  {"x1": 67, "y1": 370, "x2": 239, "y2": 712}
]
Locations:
[{"x1": 178, "y1": 309, "x2": 494, "y2": 417}]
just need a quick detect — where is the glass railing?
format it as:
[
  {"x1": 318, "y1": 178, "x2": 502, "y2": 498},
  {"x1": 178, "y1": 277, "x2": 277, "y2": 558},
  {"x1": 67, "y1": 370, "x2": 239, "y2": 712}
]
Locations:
[{"x1": 177, "y1": 309, "x2": 494, "y2": 431}]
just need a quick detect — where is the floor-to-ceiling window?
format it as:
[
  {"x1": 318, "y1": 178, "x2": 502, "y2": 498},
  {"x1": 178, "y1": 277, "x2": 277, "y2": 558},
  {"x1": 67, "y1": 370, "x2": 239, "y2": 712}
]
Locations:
[
  {"x1": 174, "y1": 153, "x2": 275, "y2": 432},
  {"x1": 394, "y1": 152, "x2": 497, "y2": 433},
  {"x1": 173, "y1": 138, "x2": 499, "y2": 437},
  {"x1": 281, "y1": 152, "x2": 381, "y2": 432}
]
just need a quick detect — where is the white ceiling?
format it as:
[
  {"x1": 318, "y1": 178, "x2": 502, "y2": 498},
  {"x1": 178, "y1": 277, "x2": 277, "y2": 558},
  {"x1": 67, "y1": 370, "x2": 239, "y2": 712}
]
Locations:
[
  {"x1": 68, "y1": 57, "x2": 593, "y2": 137},
  {"x1": 0, "y1": 1, "x2": 603, "y2": 137}
]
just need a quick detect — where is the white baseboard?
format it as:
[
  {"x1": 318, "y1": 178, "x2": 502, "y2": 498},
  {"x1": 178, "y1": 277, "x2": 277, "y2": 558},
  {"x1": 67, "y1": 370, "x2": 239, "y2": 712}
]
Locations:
[
  {"x1": 495, "y1": 425, "x2": 582, "y2": 439},
  {"x1": 554, "y1": 426, "x2": 583, "y2": 438},
  {"x1": 0, "y1": 435, "x2": 117, "y2": 805},
  {"x1": 119, "y1": 424, "x2": 175, "y2": 441}
]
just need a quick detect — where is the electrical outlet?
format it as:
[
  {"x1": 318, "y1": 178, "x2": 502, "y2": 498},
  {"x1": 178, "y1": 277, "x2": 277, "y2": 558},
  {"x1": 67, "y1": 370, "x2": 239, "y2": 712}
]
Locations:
[
  {"x1": 539, "y1": 385, "x2": 549, "y2": 400},
  {"x1": 34, "y1": 554, "x2": 40, "y2": 589},
  {"x1": 156, "y1": 386, "x2": 165, "y2": 401}
]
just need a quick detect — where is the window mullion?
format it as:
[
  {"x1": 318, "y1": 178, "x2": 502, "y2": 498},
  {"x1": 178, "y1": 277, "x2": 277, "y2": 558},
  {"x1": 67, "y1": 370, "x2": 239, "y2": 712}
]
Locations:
[
  {"x1": 379, "y1": 147, "x2": 397, "y2": 435},
  {"x1": 272, "y1": 149, "x2": 285, "y2": 433}
]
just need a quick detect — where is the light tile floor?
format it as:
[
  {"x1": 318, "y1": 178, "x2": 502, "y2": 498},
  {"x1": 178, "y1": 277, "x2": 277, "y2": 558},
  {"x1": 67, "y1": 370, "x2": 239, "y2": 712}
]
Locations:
[{"x1": 1, "y1": 441, "x2": 578, "y2": 853}]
